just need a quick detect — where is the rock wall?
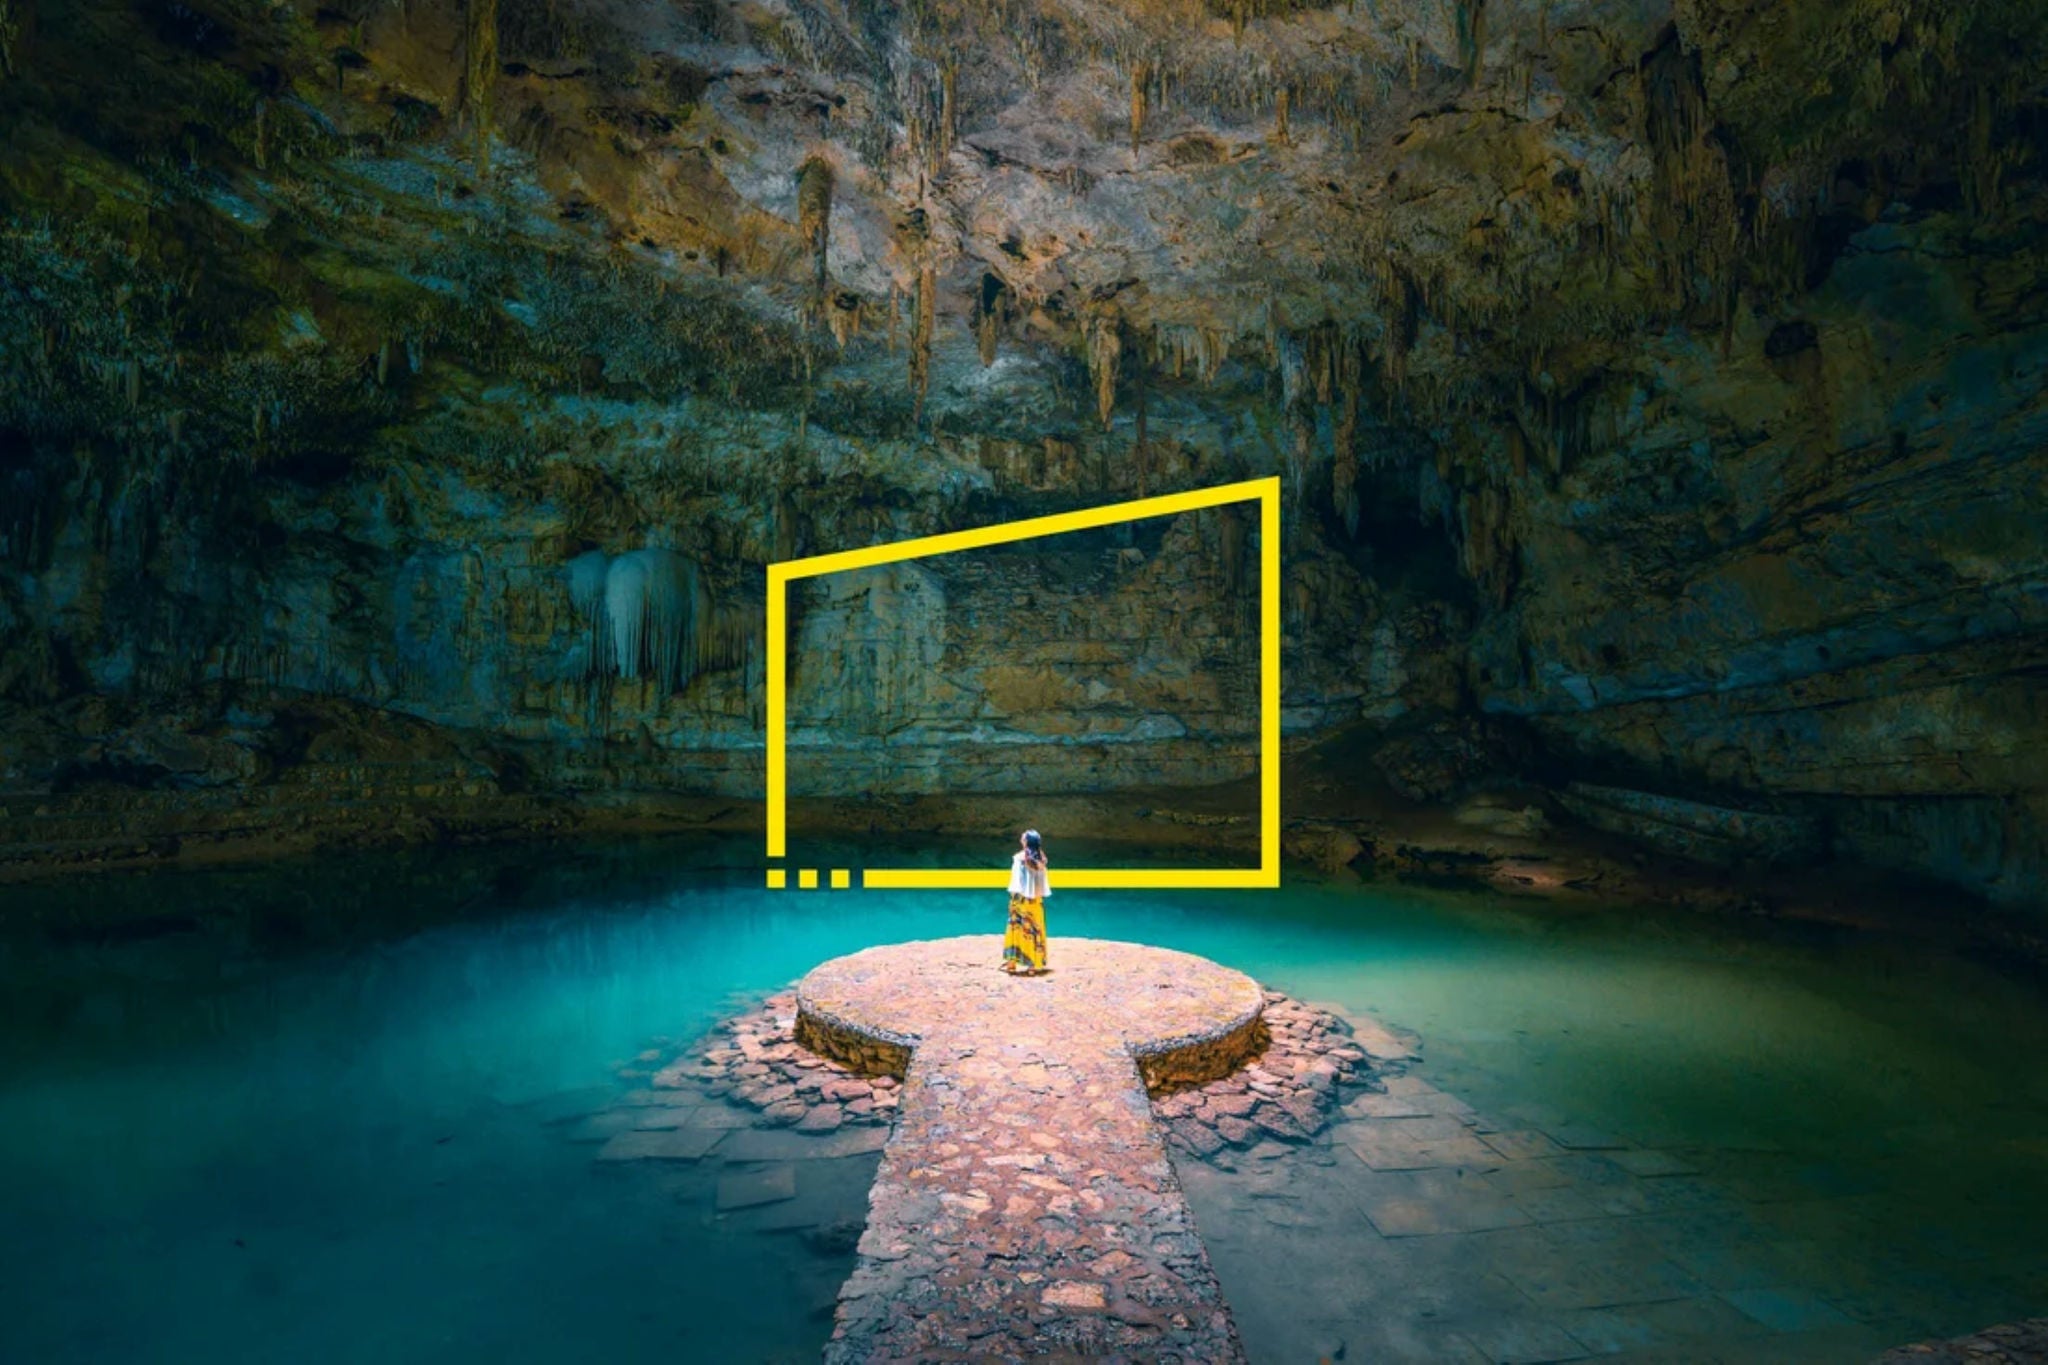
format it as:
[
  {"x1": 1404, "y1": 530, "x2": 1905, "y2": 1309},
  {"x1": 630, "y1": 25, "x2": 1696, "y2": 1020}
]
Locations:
[
  {"x1": 0, "y1": 397, "x2": 1445, "y2": 808},
  {"x1": 1467, "y1": 211, "x2": 2048, "y2": 908},
  {"x1": 0, "y1": 0, "x2": 2042, "y2": 915},
  {"x1": 784, "y1": 513, "x2": 1273, "y2": 796}
]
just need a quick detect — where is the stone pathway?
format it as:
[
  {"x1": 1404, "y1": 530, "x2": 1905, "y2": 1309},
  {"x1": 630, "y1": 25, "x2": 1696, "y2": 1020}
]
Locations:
[{"x1": 795, "y1": 935, "x2": 1268, "y2": 1363}]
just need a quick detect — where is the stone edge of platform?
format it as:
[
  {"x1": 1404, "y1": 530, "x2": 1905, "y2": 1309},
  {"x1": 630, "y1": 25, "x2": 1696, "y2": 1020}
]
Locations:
[
  {"x1": 1131, "y1": 982, "x2": 1267, "y2": 1092},
  {"x1": 792, "y1": 945, "x2": 1269, "y2": 1092},
  {"x1": 792, "y1": 1004, "x2": 916, "y2": 1077}
]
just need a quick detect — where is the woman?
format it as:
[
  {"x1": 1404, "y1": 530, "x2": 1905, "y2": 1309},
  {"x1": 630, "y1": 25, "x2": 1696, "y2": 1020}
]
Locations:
[{"x1": 1002, "y1": 829, "x2": 1050, "y2": 975}]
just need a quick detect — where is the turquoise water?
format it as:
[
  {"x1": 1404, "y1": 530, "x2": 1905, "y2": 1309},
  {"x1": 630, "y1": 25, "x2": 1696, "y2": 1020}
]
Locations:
[{"x1": 3, "y1": 836, "x2": 2046, "y2": 1363}]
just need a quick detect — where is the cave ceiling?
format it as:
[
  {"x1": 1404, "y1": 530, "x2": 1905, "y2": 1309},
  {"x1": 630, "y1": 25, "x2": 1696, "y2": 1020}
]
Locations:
[{"x1": 5, "y1": 0, "x2": 2035, "y2": 449}]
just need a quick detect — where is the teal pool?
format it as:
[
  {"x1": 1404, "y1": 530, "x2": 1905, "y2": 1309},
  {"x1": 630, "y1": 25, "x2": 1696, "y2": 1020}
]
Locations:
[{"x1": 3, "y1": 836, "x2": 2045, "y2": 1363}]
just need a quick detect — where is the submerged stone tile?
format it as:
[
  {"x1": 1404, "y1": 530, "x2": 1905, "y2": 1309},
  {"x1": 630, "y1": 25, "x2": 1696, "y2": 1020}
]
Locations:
[
  {"x1": 1345, "y1": 1125, "x2": 1503, "y2": 1172},
  {"x1": 595, "y1": 1126, "x2": 726, "y2": 1162},
  {"x1": 1511, "y1": 1184, "x2": 1612, "y2": 1224},
  {"x1": 1718, "y1": 1286, "x2": 1855, "y2": 1333},
  {"x1": 563, "y1": 1110, "x2": 639, "y2": 1143},
  {"x1": 718, "y1": 1125, "x2": 889, "y2": 1161},
  {"x1": 716, "y1": 1164, "x2": 799, "y2": 1210},
  {"x1": 1454, "y1": 1314, "x2": 1594, "y2": 1363},
  {"x1": 630, "y1": 1104, "x2": 703, "y2": 1131},
  {"x1": 1481, "y1": 1129, "x2": 1569, "y2": 1162},
  {"x1": 1502, "y1": 1253, "x2": 1707, "y2": 1311},
  {"x1": 1608, "y1": 1149, "x2": 1702, "y2": 1178},
  {"x1": 516, "y1": 1085, "x2": 619, "y2": 1123},
  {"x1": 1361, "y1": 1191, "x2": 1532, "y2": 1237}
]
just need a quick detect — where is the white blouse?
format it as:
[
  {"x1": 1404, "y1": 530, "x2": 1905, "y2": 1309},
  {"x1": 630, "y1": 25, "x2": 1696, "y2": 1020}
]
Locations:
[{"x1": 1009, "y1": 851, "x2": 1050, "y2": 900}]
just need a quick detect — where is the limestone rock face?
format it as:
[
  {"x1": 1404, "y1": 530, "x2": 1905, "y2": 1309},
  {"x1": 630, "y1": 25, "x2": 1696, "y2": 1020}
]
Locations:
[
  {"x1": 1468, "y1": 213, "x2": 2048, "y2": 907},
  {"x1": 0, "y1": 0, "x2": 2041, "y2": 909}
]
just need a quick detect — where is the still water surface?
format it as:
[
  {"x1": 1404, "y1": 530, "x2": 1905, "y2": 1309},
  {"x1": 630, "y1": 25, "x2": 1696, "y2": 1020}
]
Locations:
[{"x1": 3, "y1": 835, "x2": 2045, "y2": 1363}]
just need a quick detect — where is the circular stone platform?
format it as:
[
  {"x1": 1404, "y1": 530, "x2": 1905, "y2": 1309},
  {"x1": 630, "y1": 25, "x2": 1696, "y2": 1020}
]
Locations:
[
  {"x1": 795, "y1": 934, "x2": 1267, "y2": 1085},
  {"x1": 794, "y1": 936, "x2": 1266, "y2": 1363}
]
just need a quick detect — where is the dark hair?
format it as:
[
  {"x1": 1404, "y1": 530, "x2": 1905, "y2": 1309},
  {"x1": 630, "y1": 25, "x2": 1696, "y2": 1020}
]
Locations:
[{"x1": 1022, "y1": 829, "x2": 1044, "y2": 865}]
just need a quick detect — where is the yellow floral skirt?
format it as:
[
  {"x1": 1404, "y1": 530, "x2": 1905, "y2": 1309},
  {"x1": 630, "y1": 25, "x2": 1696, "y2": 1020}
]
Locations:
[{"x1": 1003, "y1": 893, "x2": 1047, "y2": 972}]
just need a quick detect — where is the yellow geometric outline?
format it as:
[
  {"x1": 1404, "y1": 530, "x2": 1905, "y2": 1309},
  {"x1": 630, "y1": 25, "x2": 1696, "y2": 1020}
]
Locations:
[{"x1": 766, "y1": 475, "x2": 1280, "y2": 889}]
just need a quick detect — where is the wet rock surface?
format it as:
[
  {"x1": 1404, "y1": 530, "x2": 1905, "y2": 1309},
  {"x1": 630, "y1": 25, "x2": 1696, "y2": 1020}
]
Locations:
[{"x1": 1152, "y1": 992, "x2": 1410, "y2": 1166}]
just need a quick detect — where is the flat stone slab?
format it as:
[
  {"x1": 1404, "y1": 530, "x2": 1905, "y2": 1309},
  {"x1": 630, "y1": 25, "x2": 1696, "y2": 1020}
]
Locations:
[
  {"x1": 594, "y1": 1126, "x2": 726, "y2": 1162},
  {"x1": 798, "y1": 935, "x2": 1264, "y2": 1363},
  {"x1": 716, "y1": 1164, "x2": 799, "y2": 1211},
  {"x1": 718, "y1": 1125, "x2": 892, "y2": 1162}
]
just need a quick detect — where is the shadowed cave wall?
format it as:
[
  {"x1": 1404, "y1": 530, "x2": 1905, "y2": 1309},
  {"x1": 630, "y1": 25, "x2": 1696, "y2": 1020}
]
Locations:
[{"x1": 0, "y1": 0, "x2": 2042, "y2": 914}]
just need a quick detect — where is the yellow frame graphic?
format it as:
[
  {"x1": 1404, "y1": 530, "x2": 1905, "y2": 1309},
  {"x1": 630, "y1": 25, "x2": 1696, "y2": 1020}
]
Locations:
[{"x1": 766, "y1": 475, "x2": 1281, "y2": 889}]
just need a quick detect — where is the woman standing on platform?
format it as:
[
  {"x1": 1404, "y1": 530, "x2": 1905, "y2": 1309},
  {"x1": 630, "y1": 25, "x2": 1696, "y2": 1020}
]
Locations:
[{"x1": 1002, "y1": 829, "x2": 1050, "y2": 975}]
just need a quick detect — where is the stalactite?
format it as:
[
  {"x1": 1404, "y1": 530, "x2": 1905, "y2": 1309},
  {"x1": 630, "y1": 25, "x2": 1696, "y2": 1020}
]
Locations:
[
  {"x1": 1130, "y1": 61, "x2": 1151, "y2": 153},
  {"x1": 972, "y1": 272, "x2": 1011, "y2": 367},
  {"x1": 1638, "y1": 34, "x2": 1737, "y2": 311},
  {"x1": 796, "y1": 156, "x2": 833, "y2": 299},
  {"x1": 1085, "y1": 304, "x2": 1122, "y2": 428},
  {"x1": 567, "y1": 549, "x2": 611, "y2": 671},
  {"x1": 603, "y1": 553, "x2": 649, "y2": 680},
  {"x1": 567, "y1": 549, "x2": 712, "y2": 695},
  {"x1": 1381, "y1": 268, "x2": 1420, "y2": 395},
  {"x1": 1333, "y1": 338, "x2": 1361, "y2": 538},
  {"x1": 1219, "y1": 505, "x2": 1248, "y2": 615},
  {"x1": 1303, "y1": 322, "x2": 1337, "y2": 405},
  {"x1": 638, "y1": 549, "x2": 700, "y2": 694},
  {"x1": 462, "y1": 0, "x2": 498, "y2": 172},
  {"x1": 568, "y1": 551, "x2": 610, "y2": 619},
  {"x1": 1277, "y1": 331, "x2": 1306, "y2": 410},
  {"x1": 910, "y1": 260, "x2": 936, "y2": 424},
  {"x1": 1275, "y1": 85, "x2": 1290, "y2": 146},
  {"x1": 1456, "y1": 0, "x2": 1487, "y2": 86},
  {"x1": 1154, "y1": 323, "x2": 1229, "y2": 382},
  {"x1": 940, "y1": 59, "x2": 958, "y2": 165},
  {"x1": 1134, "y1": 384, "x2": 1149, "y2": 497},
  {"x1": 826, "y1": 293, "x2": 862, "y2": 349},
  {"x1": 774, "y1": 490, "x2": 798, "y2": 561},
  {"x1": 1458, "y1": 484, "x2": 1515, "y2": 608},
  {"x1": 906, "y1": 59, "x2": 959, "y2": 178},
  {"x1": 1964, "y1": 82, "x2": 2011, "y2": 217},
  {"x1": 1287, "y1": 413, "x2": 1313, "y2": 513}
]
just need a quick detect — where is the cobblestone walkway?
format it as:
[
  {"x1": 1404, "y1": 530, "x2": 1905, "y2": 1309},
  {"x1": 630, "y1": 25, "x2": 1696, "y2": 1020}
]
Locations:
[{"x1": 796, "y1": 936, "x2": 1266, "y2": 1363}]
